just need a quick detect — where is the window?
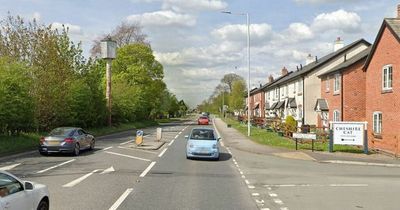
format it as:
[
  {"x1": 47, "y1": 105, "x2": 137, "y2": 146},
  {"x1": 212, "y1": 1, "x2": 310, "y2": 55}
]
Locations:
[
  {"x1": 286, "y1": 85, "x2": 289, "y2": 96},
  {"x1": 326, "y1": 76, "x2": 330, "y2": 92},
  {"x1": 333, "y1": 110, "x2": 340, "y2": 121},
  {"x1": 294, "y1": 82, "x2": 297, "y2": 94},
  {"x1": 373, "y1": 112, "x2": 382, "y2": 134},
  {"x1": 0, "y1": 173, "x2": 24, "y2": 198},
  {"x1": 382, "y1": 65, "x2": 393, "y2": 91},
  {"x1": 334, "y1": 74, "x2": 340, "y2": 93},
  {"x1": 274, "y1": 88, "x2": 279, "y2": 100},
  {"x1": 297, "y1": 79, "x2": 303, "y2": 94}
]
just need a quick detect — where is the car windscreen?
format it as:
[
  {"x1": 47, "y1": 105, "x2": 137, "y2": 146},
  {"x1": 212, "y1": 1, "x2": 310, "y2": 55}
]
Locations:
[
  {"x1": 190, "y1": 129, "x2": 215, "y2": 140},
  {"x1": 199, "y1": 117, "x2": 208, "y2": 120},
  {"x1": 49, "y1": 128, "x2": 75, "y2": 136}
]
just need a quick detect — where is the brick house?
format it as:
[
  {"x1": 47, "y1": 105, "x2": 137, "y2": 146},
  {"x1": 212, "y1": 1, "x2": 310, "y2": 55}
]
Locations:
[
  {"x1": 364, "y1": 10, "x2": 400, "y2": 155},
  {"x1": 249, "y1": 87, "x2": 265, "y2": 118},
  {"x1": 316, "y1": 47, "x2": 371, "y2": 128}
]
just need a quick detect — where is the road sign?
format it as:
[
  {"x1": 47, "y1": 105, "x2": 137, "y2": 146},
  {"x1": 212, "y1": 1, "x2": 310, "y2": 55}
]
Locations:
[
  {"x1": 292, "y1": 133, "x2": 316, "y2": 140},
  {"x1": 136, "y1": 130, "x2": 144, "y2": 145}
]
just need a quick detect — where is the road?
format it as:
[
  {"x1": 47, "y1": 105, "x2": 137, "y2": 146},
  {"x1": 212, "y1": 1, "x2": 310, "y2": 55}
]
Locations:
[{"x1": 1, "y1": 118, "x2": 400, "y2": 210}]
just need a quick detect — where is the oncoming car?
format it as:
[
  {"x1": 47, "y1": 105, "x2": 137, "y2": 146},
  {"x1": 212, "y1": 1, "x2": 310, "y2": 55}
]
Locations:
[
  {"x1": 39, "y1": 127, "x2": 95, "y2": 156},
  {"x1": 0, "y1": 170, "x2": 49, "y2": 210},
  {"x1": 185, "y1": 128, "x2": 220, "y2": 160},
  {"x1": 197, "y1": 116, "x2": 209, "y2": 125}
]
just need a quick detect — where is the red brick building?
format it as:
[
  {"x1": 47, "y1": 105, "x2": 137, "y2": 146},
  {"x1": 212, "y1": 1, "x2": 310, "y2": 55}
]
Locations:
[
  {"x1": 364, "y1": 15, "x2": 400, "y2": 155},
  {"x1": 249, "y1": 87, "x2": 265, "y2": 118},
  {"x1": 316, "y1": 47, "x2": 370, "y2": 128}
]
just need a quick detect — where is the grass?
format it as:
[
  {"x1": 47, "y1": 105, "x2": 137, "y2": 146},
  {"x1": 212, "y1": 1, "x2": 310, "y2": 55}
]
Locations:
[
  {"x1": 223, "y1": 117, "x2": 365, "y2": 153},
  {"x1": 0, "y1": 120, "x2": 159, "y2": 157},
  {"x1": 155, "y1": 118, "x2": 181, "y2": 123}
]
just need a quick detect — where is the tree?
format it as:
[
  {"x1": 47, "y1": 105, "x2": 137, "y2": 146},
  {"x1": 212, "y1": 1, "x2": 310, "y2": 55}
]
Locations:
[
  {"x1": 221, "y1": 73, "x2": 244, "y2": 92},
  {"x1": 229, "y1": 79, "x2": 246, "y2": 112},
  {"x1": 90, "y1": 22, "x2": 148, "y2": 57}
]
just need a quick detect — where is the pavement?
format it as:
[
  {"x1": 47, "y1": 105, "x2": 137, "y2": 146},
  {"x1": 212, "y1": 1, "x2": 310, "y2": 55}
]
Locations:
[{"x1": 213, "y1": 118, "x2": 400, "y2": 167}]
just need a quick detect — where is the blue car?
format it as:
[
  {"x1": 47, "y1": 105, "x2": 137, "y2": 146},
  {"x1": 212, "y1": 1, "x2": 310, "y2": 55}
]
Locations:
[{"x1": 185, "y1": 128, "x2": 220, "y2": 160}]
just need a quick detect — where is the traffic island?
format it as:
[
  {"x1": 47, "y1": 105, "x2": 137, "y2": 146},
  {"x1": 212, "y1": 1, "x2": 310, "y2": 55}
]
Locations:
[{"x1": 128, "y1": 141, "x2": 165, "y2": 150}]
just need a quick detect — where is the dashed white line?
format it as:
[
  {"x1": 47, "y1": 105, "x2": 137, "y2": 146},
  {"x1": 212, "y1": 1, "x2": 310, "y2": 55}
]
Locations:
[
  {"x1": 37, "y1": 159, "x2": 76, "y2": 174},
  {"x1": 261, "y1": 208, "x2": 270, "y2": 210},
  {"x1": 178, "y1": 132, "x2": 182, "y2": 135},
  {"x1": 329, "y1": 184, "x2": 368, "y2": 187},
  {"x1": 0, "y1": 163, "x2": 21, "y2": 171},
  {"x1": 174, "y1": 135, "x2": 179, "y2": 139},
  {"x1": 245, "y1": 180, "x2": 250, "y2": 185},
  {"x1": 140, "y1": 161, "x2": 156, "y2": 177},
  {"x1": 241, "y1": 175, "x2": 246, "y2": 179},
  {"x1": 63, "y1": 169, "x2": 99, "y2": 187},
  {"x1": 264, "y1": 184, "x2": 367, "y2": 187},
  {"x1": 255, "y1": 199, "x2": 265, "y2": 204},
  {"x1": 105, "y1": 151, "x2": 151, "y2": 162},
  {"x1": 269, "y1": 193, "x2": 278, "y2": 197},
  {"x1": 280, "y1": 207, "x2": 289, "y2": 210},
  {"x1": 119, "y1": 140, "x2": 133, "y2": 145},
  {"x1": 248, "y1": 185, "x2": 255, "y2": 189},
  {"x1": 239, "y1": 171, "x2": 243, "y2": 175},
  {"x1": 168, "y1": 139, "x2": 175, "y2": 146},
  {"x1": 117, "y1": 146, "x2": 157, "y2": 154},
  {"x1": 273, "y1": 199, "x2": 284, "y2": 205},
  {"x1": 109, "y1": 188, "x2": 133, "y2": 210},
  {"x1": 158, "y1": 148, "x2": 168, "y2": 157},
  {"x1": 102, "y1": 146, "x2": 113, "y2": 151},
  {"x1": 252, "y1": 193, "x2": 260, "y2": 197}
]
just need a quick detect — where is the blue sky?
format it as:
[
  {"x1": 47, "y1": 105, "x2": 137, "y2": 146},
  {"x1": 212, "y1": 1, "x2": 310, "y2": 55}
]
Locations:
[{"x1": 1, "y1": 0, "x2": 399, "y2": 107}]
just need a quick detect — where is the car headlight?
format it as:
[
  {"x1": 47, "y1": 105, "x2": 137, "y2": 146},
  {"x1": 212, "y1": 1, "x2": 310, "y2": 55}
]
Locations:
[{"x1": 189, "y1": 143, "x2": 194, "y2": 148}]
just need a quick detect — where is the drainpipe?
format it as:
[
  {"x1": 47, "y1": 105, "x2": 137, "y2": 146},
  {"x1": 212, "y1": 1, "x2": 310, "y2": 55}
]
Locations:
[
  {"x1": 302, "y1": 76, "x2": 305, "y2": 125},
  {"x1": 341, "y1": 73, "x2": 344, "y2": 121}
]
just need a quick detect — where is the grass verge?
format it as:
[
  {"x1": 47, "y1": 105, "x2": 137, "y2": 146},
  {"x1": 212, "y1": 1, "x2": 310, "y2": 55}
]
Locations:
[
  {"x1": 155, "y1": 118, "x2": 182, "y2": 123},
  {"x1": 0, "y1": 120, "x2": 158, "y2": 157},
  {"x1": 222, "y1": 117, "x2": 364, "y2": 153}
]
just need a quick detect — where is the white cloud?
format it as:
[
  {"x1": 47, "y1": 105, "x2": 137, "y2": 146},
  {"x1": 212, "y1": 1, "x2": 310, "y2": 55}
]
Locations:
[
  {"x1": 126, "y1": 10, "x2": 196, "y2": 27},
  {"x1": 294, "y1": 0, "x2": 360, "y2": 4},
  {"x1": 161, "y1": 0, "x2": 227, "y2": 12},
  {"x1": 311, "y1": 9, "x2": 361, "y2": 33},
  {"x1": 283, "y1": 22, "x2": 314, "y2": 42},
  {"x1": 51, "y1": 22, "x2": 82, "y2": 35}
]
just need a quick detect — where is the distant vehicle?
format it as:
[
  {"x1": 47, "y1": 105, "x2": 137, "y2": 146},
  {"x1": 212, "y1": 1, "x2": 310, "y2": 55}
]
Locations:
[
  {"x1": 201, "y1": 112, "x2": 210, "y2": 117},
  {"x1": 39, "y1": 127, "x2": 95, "y2": 156},
  {"x1": 0, "y1": 170, "x2": 49, "y2": 210},
  {"x1": 197, "y1": 116, "x2": 209, "y2": 125},
  {"x1": 185, "y1": 128, "x2": 220, "y2": 160}
]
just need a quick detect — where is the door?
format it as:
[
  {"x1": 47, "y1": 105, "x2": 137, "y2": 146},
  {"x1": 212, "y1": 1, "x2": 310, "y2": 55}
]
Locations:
[
  {"x1": 77, "y1": 129, "x2": 88, "y2": 148},
  {"x1": 0, "y1": 173, "x2": 31, "y2": 210}
]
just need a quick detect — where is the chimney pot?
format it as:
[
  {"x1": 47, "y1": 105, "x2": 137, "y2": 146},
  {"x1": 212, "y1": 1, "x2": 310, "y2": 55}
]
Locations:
[
  {"x1": 281, "y1": 67, "x2": 288, "y2": 76},
  {"x1": 268, "y1": 75, "x2": 274, "y2": 83},
  {"x1": 334, "y1": 37, "x2": 344, "y2": 52},
  {"x1": 305, "y1": 53, "x2": 314, "y2": 65},
  {"x1": 398, "y1": 4, "x2": 400, "y2": 18},
  {"x1": 315, "y1": 56, "x2": 318, "y2": 63}
]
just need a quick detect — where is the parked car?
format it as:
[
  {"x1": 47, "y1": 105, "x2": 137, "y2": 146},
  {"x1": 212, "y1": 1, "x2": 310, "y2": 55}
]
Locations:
[
  {"x1": 185, "y1": 128, "x2": 220, "y2": 160},
  {"x1": 0, "y1": 170, "x2": 49, "y2": 210},
  {"x1": 197, "y1": 116, "x2": 210, "y2": 125},
  {"x1": 39, "y1": 127, "x2": 95, "y2": 156}
]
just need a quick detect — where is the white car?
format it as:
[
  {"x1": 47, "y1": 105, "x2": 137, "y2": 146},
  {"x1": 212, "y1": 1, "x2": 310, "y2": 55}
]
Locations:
[{"x1": 0, "y1": 171, "x2": 49, "y2": 210}]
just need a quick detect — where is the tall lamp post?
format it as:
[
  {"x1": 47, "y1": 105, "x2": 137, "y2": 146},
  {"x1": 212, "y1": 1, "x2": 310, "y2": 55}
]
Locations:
[
  {"x1": 101, "y1": 36, "x2": 117, "y2": 126},
  {"x1": 222, "y1": 11, "x2": 251, "y2": 136}
]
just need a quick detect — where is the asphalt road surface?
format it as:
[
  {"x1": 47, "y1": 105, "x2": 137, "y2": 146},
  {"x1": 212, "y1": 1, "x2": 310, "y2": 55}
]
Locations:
[{"x1": 2, "y1": 119, "x2": 400, "y2": 210}]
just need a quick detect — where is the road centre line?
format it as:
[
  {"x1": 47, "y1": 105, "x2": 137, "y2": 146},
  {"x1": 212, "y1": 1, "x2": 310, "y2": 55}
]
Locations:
[
  {"x1": 109, "y1": 188, "x2": 133, "y2": 210},
  {"x1": 120, "y1": 140, "x2": 133, "y2": 145},
  {"x1": 264, "y1": 184, "x2": 368, "y2": 187},
  {"x1": 0, "y1": 163, "x2": 22, "y2": 171},
  {"x1": 63, "y1": 169, "x2": 99, "y2": 187},
  {"x1": 269, "y1": 193, "x2": 278, "y2": 197},
  {"x1": 105, "y1": 151, "x2": 150, "y2": 162},
  {"x1": 174, "y1": 135, "x2": 179, "y2": 139},
  {"x1": 103, "y1": 146, "x2": 113, "y2": 151},
  {"x1": 273, "y1": 199, "x2": 283, "y2": 205},
  {"x1": 178, "y1": 131, "x2": 182, "y2": 135},
  {"x1": 140, "y1": 161, "x2": 156, "y2": 177},
  {"x1": 252, "y1": 193, "x2": 260, "y2": 196},
  {"x1": 158, "y1": 148, "x2": 168, "y2": 157},
  {"x1": 116, "y1": 146, "x2": 157, "y2": 154},
  {"x1": 168, "y1": 139, "x2": 175, "y2": 146},
  {"x1": 245, "y1": 180, "x2": 250, "y2": 184},
  {"x1": 36, "y1": 159, "x2": 76, "y2": 174}
]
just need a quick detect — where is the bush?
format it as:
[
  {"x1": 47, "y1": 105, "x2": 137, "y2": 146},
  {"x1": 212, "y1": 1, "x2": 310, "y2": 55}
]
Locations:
[{"x1": 284, "y1": 115, "x2": 297, "y2": 136}]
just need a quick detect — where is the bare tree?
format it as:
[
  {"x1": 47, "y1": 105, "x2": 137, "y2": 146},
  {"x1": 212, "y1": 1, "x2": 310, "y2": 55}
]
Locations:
[
  {"x1": 90, "y1": 22, "x2": 149, "y2": 57},
  {"x1": 221, "y1": 73, "x2": 244, "y2": 93}
]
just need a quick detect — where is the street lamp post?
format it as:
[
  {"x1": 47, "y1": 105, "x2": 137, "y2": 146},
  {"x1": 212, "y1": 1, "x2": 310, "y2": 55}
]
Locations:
[
  {"x1": 101, "y1": 36, "x2": 117, "y2": 127},
  {"x1": 222, "y1": 11, "x2": 251, "y2": 136}
]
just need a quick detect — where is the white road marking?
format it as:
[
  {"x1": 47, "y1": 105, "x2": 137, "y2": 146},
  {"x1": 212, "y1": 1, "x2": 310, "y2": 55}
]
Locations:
[
  {"x1": 256, "y1": 199, "x2": 265, "y2": 204},
  {"x1": 109, "y1": 188, "x2": 133, "y2": 210},
  {"x1": 63, "y1": 169, "x2": 99, "y2": 187},
  {"x1": 0, "y1": 163, "x2": 21, "y2": 171},
  {"x1": 322, "y1": 160, "x2": 400, "y2": 168},
  {"x1": 239, "y1": 171, "x2": 243, "y2": 175},
  {"x1": 274, "y1": 199, "x2": 283, "y2": 205},
  {"x1": 248, "y1": 185, "x2": 255, "y2": 189},
  {"x1": 220, "y1": 141, "x2": 225, "y2": 147},
  {"x1": 37, "y1": 159, "x2": 76, "y2": 174},
  {"x1": 241, "y1": 175, "x2": 246, "y2": 179},
  {"x1": 245, "y1": 180, "x2": 250, "y2": 185},
  {"x1": 117, "y1": 146, "x2": 157, "y2": 154},
  {"x1": 102, "y1": 146, "x2": 113, "y2": 151},
  {"x1": 264, "y1": 184, "x2": 368, "y2": 187},
  {"x1": 329, "y1": 184, "x2": 368, "y2": 187},
  {"x1": 252, "y1": 193, "x2": 260, "y2": 196},
  {"x1": 143, "y1": 135, "x2": 149, "y2": 137},
  {"x1": 100, "y1": 166, "x2": 115, "y2": 174},
  {"x1": 280, "y1": 207, "x2": 289, "y2": 210},
  {"x1": 267, "y1": 187, "x2": 272, "y2": 190},
  {"x1": 120, "y1": 140, "x2": 133, "y2": 145},
  {"x1": 178, "y1": 132, "x2": 182, "y2": 135},
  {"x1": 261, "y1": 208, "x2": 270, "y2": 210},
  {"x1": 140, "y1": 161, "x2": 156, "y2": 177},
  {"x1": 158, "y1": 148, "x2": 168, "y2": 157},
  {"x1": 269, "y1": 193, "x2": 278, "y2": 197},
  {"x1": 168, "y1": 139, "x2": 175, "y2": 146},
  {"x1": 174, "y1": 135, "x2": 179, "y2": 139},
  {"x1": 105, "y1": 151, "x2": 150, "y2": 162}
]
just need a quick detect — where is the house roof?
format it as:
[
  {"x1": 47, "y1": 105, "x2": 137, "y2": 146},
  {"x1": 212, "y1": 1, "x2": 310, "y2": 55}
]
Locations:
[
  {"x1": 287, "y1": 98, "x2": 297, "y2": 108},
  {"x1": 314, "y1": 99, "x2": 329, "y2": 111},
  {"x1": 248, "y1": 71, "x2": 293, "y2": 96},
  {"x1": 276, "y1": 101, "x2": 285, "y2": 109},
  {"x1": 318, "y1": 47, "x2": 371, "y2": 78},
  {"x1": 268, "y1": 102, "x2": 278, "y2": 110},
  {"x1": 268, "y1": 39, "x2": 371, "y2": 89},
  {"x1": 364, "y1": 18, "x2": 400, "y2": 71}
]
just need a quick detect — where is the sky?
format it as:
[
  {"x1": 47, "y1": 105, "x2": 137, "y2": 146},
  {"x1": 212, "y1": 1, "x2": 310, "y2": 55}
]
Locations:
[{"x1": 0, "y1": 0, "x2": 399, "y2": 107}]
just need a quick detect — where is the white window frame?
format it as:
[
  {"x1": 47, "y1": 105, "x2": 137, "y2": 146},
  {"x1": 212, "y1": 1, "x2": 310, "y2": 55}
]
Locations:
[
  {"x1": 286, "y1": 85, "x2": 289, "y2": 96},
  {"x1": 326, "y1": 76, "x2": 330, "y2": 92},
  {"x1": 334, "y1": 74, "x2": 340, "y2": 94},
  {"x1": 274, "y1": 88, "x2": 279, "y2": 100},
  {"x1": 373, "y1": 112, "x2": 382, "y2": 134},
  {"x1": 297, "y1": 79, "x2": 303, "y2": 94},
  {"x1": 382, "y1": 65, "x2": 393, "y2": 91},
  {"x1": 333, "y1": 110, "x2": 340, "y2": 122}
]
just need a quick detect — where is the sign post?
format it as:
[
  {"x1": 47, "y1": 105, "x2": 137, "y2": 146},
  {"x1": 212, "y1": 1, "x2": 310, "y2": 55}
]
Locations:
[
  {"x1": 330, "y1": 121, "x2": 368, "y2": 154},
  {"x1": 292, "y1": 133, "x2": 317, "y2": 152}
]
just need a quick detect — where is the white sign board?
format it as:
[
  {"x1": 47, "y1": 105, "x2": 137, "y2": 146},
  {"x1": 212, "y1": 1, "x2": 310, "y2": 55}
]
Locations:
[
  {"x1": 332, "y1": 122, "x2": 365, "y2": 146},
  {"x1": 293, "y1": 133, "x2": 316, "y2": 140}
]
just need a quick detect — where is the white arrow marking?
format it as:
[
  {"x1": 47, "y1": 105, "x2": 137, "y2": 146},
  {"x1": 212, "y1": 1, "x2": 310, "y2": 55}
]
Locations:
[
  {"x1": 100, "y1": 166, "x2": 115, "y2": 174},
  {"x1": 0, "y1": 163, "x2": 21, "y2": 171},
  {"x1": 63, "y1": 169, "x2": 99, "y2": 187}
]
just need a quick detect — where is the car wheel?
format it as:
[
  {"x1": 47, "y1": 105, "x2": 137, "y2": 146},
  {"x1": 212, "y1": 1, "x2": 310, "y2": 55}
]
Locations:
[
  {"x1": 39, "y1": 151, "x2": 47, "y2": 156},
  {"x1": 73, "y1": 143, "x2": 80, "y2": 156},
  {"x1": 89, "y1": 139, "x2": 95, "y2": 150},
  {"x1": 37, "y1": 199, "x2": 49, "y2": 210}
]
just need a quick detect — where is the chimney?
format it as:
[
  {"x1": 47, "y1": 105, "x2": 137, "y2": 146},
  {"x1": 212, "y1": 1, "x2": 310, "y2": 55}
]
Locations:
[
  {"x1": 398, "y1": 4, "x2": 400, "y2": 18},
  {"x1": 305, "y1": 54, "x2": 314, "y2": 65},
  {"x1": 281, "y1": 67, "x2": 288, "y2": 76},
  {"x1": 268, "y1": 75, "x2": 274, "y2": 83},
  {"x1": 315, "y1": 56, "x2": 318, "y2": 63},
  {"x1": 334, "y1": 37, "x2": 344, "y2": 52}
]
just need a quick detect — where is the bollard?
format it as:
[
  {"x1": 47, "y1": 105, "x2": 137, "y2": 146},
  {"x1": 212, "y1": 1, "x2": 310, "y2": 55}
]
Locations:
[
  {"x1": 156, "y1": 128, "x2": 162, "y2": 141},
  {"x1": 136, "y1": 130, "x2": 144, "y2": 145}
]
